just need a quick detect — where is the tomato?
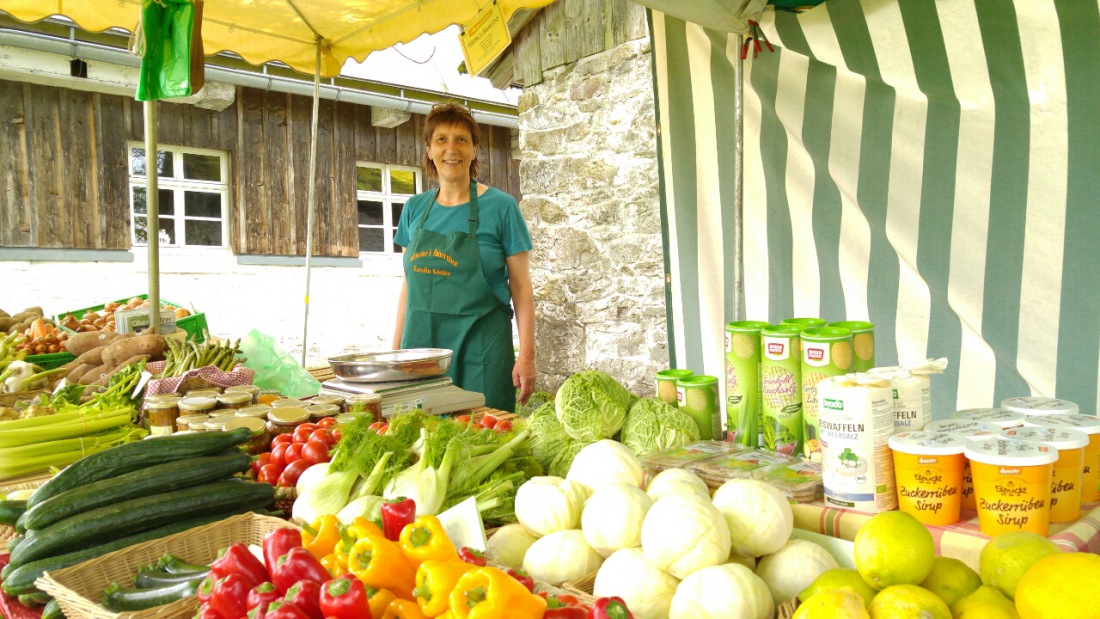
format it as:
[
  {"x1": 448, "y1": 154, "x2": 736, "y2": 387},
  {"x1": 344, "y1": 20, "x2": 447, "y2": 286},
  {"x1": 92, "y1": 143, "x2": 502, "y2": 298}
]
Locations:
[
  {"x1": 495, "y1": 420, "x2": 513, "y2": 433},
  {"x1": 332, "y1": 429, "x2": 342, "y2": 442},
  {"x1": 292, "y1": 424, "x2": 317, "y2": 444},
  {"x1": 258, "y1": 462, "x2": 284, "y2": 485},
  {"x1": 301, "y1": 440, "x2": 331, "y2": 464},
  {"x1": 455, "y1": 415, "x2": 472, "y2": 426},
  {"x1": 271, "y1": 433, "x2": 294, "y2": 448},
  {"x1": 368, "y1": 421, "x2": 385, "y2": 433},
  {"x1": 277, "y1": 459, "x2": 313, "y2": 488},
  {"x1": 480, "y1": 414, "x2": 498, "y2": 430},
  {"x1": 309, "y1": 428, "x2": 336, "y2": 447},
  {"x1": 251, "y1": 453, "x2": 271, "y2": 478},
  {"x1": 284, "y1": 443, "x2": 304, "y2": 464},
  {"x1": 271, "y1": 443, "x2": 290, "y2": 466},
  {"x1": 317, "y1": 417, "x2": 337, "y2": 429}
]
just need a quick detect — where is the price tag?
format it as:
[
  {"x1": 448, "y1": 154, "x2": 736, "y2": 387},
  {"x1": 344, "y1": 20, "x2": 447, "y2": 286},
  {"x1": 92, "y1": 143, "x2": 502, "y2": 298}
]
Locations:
[
  {"x1": 437, "y1": 496, "x2": 488, "y2": 552},
  {"x1": 458, "y1": 1, "x2": 511, "y2": 76}
]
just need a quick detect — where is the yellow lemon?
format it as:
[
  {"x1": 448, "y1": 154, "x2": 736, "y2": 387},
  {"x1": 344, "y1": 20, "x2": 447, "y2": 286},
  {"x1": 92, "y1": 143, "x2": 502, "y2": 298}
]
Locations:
[
  {"x1": 854, "y1": 511, "x2": 936, "y2": 588},
  {"x1": 794, "y1": 590, "x2": 870, "y2": 619},
  {"x1": 920, "y1": 557, "x2": 982, "y2": 609},
  {"x1": 869, "y1": 584, "x2": 952, "y2": 619},
  {"x1": 800, "y1": 568, "x2": 879, "y2": 610},
  {"x1": 951, "y1": 585, "x2": 1019, "y2": 619},
  {"x1": 978, "y1": 531, "x2": 1060, "y2": 599},
  {"x1": 1014, "y1": 552, "x2": 1100, "y2": 619}
]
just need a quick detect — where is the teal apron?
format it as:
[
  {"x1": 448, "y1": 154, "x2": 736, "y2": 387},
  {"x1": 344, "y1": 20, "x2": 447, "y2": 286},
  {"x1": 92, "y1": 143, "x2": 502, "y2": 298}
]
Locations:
[{"x1": 401, "y1": 182, "x2": 516, "y2": 412}]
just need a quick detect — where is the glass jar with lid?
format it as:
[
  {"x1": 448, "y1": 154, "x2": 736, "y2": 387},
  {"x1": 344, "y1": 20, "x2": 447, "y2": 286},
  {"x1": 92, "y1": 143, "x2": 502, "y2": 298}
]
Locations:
[
  {"x1": 224, "y1": 417, "x2": 270, "y2": 454},
  {"x1": 225, "y1": 384, "x2": 262, "y2": 405},
  {"x1": 144, "y1": 395, "x2": 181, "y2": 436},
  {"x1": 177, "y1": 414, "x2": 210, "y2": 432},
  {"x1": 204, "y1": 417, "x2": 233, "y2": 432},
  {"x1": 271, "y1": 398, "x2": 306, "y2": 409},
  {"x1": 178, "y1": 396, "x2": 218, "y2": 416},
  {"x1": 267, "y1": 407, "x2": 309, "y2": 435},
  {"x1": 186, "y1": 389, "x2": 222, "y2": 398},
  {"x1": 306, "y1": 403, "x2": 340, "y2": 423},
  {"x1": 216, "y1": 391, "x2": 253, "y2": 410},
  {"x1": 237, "y1": 404, "x2": 272, "y2": 419},
  {"x1": 346, "y1": 393, "x2": 383, "y2": 423},
  {"x1": 311, "y1": 394, "x2": 346, "y2": 413}
]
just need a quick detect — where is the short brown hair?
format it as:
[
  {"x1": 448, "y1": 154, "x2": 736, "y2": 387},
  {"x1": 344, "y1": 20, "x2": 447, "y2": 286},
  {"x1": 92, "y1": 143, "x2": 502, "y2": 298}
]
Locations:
[{"x1": 423, "y1": 102, "x2": 481, "y2": 180}]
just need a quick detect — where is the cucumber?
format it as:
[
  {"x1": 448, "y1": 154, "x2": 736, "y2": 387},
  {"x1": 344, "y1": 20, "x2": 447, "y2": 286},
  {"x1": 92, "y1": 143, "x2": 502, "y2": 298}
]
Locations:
[
  {"x1": 41, "y1": 598, "x2": 63, "y2": 619},
  {"x1": 18, "y1": 591, "x2": 51, "y2": 606},
  {"x1": 10, "y1": 480, "x2": 274, "y2": 567},
  {"x1": 157, "y1": 554, "x2": 210, "y2": 575},
  {"x1": 134, "y1": 568, "x2": 210, "y2": 589},
  {"x1": 21, "y1": 451, "x2": 252, "y2": 530},
  {"x1": 0, "y1": 499, "x2": 26, "y2": 525},
  {"x1": 102, "y1": 577, "x2": 203, "y2": 612},
  {"x1": 27, "y1": 428, "x2": 251, "y2": 508},
  {"x1": 1, "y1": 501, "x2": 274, "y2": 596}
]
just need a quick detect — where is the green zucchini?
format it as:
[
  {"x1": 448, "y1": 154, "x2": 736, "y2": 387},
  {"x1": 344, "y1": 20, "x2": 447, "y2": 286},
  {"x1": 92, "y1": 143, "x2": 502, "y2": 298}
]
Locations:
[
  {"x1": 0, "y1": 499, "x2": 26, "y2": 525},
  {"x1": 41, "y1": 598, "x2": 63, "y2": 619},
  {"x1": 10, "y1": 480, "x2": 274, "y2": 566},
  {"x1": 1, "y1": 501, "x2": 274, "y2": 596},
  {"x1": 102, "y1": 577, "x2": 203, "y2": 612},
  {"x1": 21, "y1": 450, "x2": 252, "y2": 530},
  {"x1": 134, "y1": 568, "x2": 210, "y2": 588},
  {"x1": 157, "y1": 554, "x2": 210, "y2": 575},
  {"x1": 26, "y1": 428, "x2": 251, "y2": 508},
  {"x1": 18, "y1": 591, "x2": 51, "y2": 606}
]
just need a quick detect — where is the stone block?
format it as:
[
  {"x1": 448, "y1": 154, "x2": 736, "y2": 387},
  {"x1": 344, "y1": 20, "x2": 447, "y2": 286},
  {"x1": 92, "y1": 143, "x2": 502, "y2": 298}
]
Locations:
[{"x1": 371, "y1": 106, "x2": 411, "y2": 128}]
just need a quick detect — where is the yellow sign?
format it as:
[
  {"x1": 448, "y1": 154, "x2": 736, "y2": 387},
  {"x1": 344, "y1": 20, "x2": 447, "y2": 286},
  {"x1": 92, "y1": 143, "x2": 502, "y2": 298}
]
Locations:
[{"x1": 459, "y1": 1, "x2": 511, "y2": 77}]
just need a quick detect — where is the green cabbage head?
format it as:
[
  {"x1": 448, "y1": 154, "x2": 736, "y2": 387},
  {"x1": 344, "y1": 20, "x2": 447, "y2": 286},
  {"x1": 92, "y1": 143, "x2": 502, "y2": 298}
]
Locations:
[
  {"x1": 549, "y1": 440, "x2": 589, "y2": 478},
  {"x1": 527, "y1": 403, "x2": 570, "y2": 469},
  {"x1": 555, "y1": 370, "x2": 634, "y2": 442},
  {"x1": 621, "y1": 397, "x2": 701, "y2": 456}
]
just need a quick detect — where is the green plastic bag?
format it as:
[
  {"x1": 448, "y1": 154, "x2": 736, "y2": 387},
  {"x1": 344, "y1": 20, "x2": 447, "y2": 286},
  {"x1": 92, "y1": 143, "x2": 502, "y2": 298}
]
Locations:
[
  {"x1": 239, "y1": 329, "x2": 321, "y2": 399},
  {"x1": 136, "y1": 0, "x2": 205, "y2": 101}
]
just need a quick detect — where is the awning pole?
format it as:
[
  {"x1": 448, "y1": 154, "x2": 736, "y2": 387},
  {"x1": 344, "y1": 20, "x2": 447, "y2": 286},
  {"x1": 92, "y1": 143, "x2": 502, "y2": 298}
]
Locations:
[
  {"x1": 301, "y1": 39, "x2": 322, "y2": 366},
  {"x1": 733, "y1": 34, "x2": 745, "y2": 322},
  {"x1": 145, "y1": 99, "x2": 161, "y2": 333}
]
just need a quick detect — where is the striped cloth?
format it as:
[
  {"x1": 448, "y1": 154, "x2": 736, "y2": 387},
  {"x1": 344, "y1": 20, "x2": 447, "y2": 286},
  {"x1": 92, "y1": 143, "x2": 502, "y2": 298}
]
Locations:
[
  {"x1": 649, "y1": 0, "x2": 1100, "y2": 422},
  {"x1": 792, "y1": 500, "x2": 1100, "y2": 572}
]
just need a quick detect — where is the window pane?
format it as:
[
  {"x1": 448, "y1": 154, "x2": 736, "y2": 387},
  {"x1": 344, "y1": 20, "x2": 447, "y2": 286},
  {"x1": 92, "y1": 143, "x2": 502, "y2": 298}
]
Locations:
[
  {"x1": 391, "y1": 202, "x2": 404, "y2": 224},
  {"x1": 134, "y1": 215, "x2": 176, "y2": 244},
  {"x1": 390, "y1": 169, "x2": 416, "y2": 195},
  {"x1": 358, "y1": 200, "x2": 383, "y2": 226},
  {"x1": 134, "y1": 215, "x2": 147, "y2": 244},
  {"x1": 359, "y1": 227, "x2": 384, "y2": 252},
  {"x1": 184, "y1": 191, "x2": 222, "y2": 217},
  {"x1": 357, "y1": 166, "x2": 383, "y2": 192},
  {"x1": 132, "y1": 187, "x2": 175, "y2": 215},
  {"x1": 183, "y1": 153, "x2": 222, "y2": 181},
  {"x1": 185, "y1": 220, "x2": 222, "y2": 246},
  {"x1": 130, "y1": 148, "x2": 173, "y2": 177}
]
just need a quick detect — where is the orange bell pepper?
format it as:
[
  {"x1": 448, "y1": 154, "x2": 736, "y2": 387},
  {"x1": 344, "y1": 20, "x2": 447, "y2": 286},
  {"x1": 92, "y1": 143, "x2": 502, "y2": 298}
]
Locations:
[
  {"x1": 399, "y1": 515, "x2": 458, "y2": 566},
  {"x1": 448, "y1": 567, "x2": 546, "y2": 619},
  {"x1": 368, "y1": 587, "x2": 399, "y2": 619},
  {"x1": 413, "y1": 559, "x2": 474, "y2": 617},
  {"x1": 349, "y1": 534, "x2": 417, "y2": 600},
  {"x1": 383, "y1": 598, "x2": 430, "y2": 619}
]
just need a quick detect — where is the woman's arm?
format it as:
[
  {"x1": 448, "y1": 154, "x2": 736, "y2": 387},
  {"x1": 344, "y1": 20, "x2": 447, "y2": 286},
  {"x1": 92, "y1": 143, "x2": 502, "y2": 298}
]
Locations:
[
  {"x1": 506, "y1": 251, "x2": 536, "y2": 404},
  {"x1": 392, "y1": 278, "x2": 407, "y2": 350}
]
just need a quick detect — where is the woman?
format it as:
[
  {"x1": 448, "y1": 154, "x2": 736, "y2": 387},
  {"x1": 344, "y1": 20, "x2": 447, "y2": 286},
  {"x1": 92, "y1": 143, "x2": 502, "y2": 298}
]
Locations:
[{"x1": 392, "y1": 103, "x2": 536, "y2": 412}]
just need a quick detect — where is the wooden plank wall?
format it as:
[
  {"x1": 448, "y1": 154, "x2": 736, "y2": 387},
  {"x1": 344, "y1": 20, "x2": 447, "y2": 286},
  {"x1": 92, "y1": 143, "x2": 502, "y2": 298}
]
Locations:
[{"x1": 0, "y1": 79, "x2": 521, "y2": 255}]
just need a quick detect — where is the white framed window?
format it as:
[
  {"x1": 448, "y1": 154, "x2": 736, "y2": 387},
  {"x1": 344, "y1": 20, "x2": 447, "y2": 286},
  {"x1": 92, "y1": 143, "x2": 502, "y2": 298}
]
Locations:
[
  {"x1": 128, "y1": 143, "x2": 231, "y2": 248},
  {"x1": 356, "y1": 162, "x2": 421, "y2": 254}
]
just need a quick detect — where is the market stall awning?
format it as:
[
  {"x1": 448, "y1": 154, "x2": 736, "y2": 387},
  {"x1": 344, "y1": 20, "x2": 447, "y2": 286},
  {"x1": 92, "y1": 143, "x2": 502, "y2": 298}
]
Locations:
[{"x1": 2, "y1": 0, "x2": 555, "y2": 76}]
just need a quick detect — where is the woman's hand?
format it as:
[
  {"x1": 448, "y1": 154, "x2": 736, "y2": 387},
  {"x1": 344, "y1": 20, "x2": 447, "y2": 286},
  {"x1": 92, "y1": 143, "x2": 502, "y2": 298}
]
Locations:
[{"x1": 513, "y1": 354, "x2": 536, "y2": 405}]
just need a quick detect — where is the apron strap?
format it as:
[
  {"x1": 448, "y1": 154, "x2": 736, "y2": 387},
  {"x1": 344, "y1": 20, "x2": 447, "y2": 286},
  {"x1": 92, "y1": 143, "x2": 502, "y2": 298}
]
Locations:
[
  {"x1": 416, "y1": 188, "x2": 440, "y2": 233},
  {"x1": 468, "y1": 181, "x2": 479, "y2": 236}
]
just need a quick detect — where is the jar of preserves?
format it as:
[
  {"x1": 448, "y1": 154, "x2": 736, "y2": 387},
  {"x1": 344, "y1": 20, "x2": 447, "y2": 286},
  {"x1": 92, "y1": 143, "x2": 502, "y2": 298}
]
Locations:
[
  {"x1": 311, "y1": 394, "x2": 346, "y2": 413},
  {"x1": 271, "y1": 398, "x2": 306, "y2": 409},
  {"x1": 306, "y1": 403, "x2": 340, "y2": 423},
  {"x1": 186, "y1": 389, "x2": 222, "y2": 398},
  {"x1": 178, "y1": 396, "x2": 218, "y2": 416},
  {"x1": 237, "y1": 404, "x2": 272, "y2": 419},
  {"x1": 224, "y1": 417, "x2": 270, "y2": 454},
  {"x1": 267, "y1": 407, "x2": 309, "y2": 435},
  {"x1": 225, "y1": 384, "x2": 262, "y2": 405},
  {"x1": 204, "y1": 417, "x2": 232, "y2": 432},
  {"x1": 145, "y1": 396, "x2": 181, "y2": 436},
  {"x1": 216, "y1": 392, "x2": 253, "y2": 410},
  {"x1": 177, "y1": 414, "x2": 211, "y2": 432},
  {"x1": 346, "y1": 393, "x2": 383, "y2": 423}
]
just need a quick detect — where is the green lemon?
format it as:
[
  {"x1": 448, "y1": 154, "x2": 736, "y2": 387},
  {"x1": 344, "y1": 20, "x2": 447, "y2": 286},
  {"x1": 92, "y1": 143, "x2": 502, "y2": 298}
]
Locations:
[
  {"x1": 951, "y1": 585, "x2": 1019, "y2": 619},
  {"x1": 854, "y1": 511, "x2": 936, "y2": 588},
  {"x1": 794, "y1": 590, "x2": 870, "y2": 619},
  {"x1": 920, "y1": 557, "x2": 982, "y2": 608},
  {"x1": 800, "y1": 568, "x2": 879, "y2": 609},
  {"x1": 869, "y1": 584, "x2": 951, "y2": 619},
  {"x1": 978, "y1": 531, "x2": 1060, "y2": 600}
]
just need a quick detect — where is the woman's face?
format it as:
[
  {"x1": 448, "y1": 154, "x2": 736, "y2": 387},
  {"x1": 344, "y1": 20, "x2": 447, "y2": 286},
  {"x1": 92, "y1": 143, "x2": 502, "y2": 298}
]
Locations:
[{"x1": 427, "y1": 122, "x2": 476, "y2": 183}]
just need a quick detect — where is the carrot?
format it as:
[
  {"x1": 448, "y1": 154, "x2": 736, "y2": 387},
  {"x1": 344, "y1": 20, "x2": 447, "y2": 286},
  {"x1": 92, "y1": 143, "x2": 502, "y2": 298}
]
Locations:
[{"x1": 30, "y1": 318, "x2": 46, "y2": 340}]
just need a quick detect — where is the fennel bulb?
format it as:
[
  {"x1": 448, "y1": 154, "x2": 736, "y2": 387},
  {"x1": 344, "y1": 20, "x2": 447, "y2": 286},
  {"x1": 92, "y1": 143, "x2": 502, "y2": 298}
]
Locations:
[
  {"x1": 383, "y1": 428, "x2": 457, "y2": 516},
  {"x1": 296, "y1": 462, "x2": 331, "y2": 495},
  {"x1": 337, "y1": 495, "x2": 385, "y2": 526},
  {"x1": 292, "y1": 469, "x2": 357, "y2": 524}
]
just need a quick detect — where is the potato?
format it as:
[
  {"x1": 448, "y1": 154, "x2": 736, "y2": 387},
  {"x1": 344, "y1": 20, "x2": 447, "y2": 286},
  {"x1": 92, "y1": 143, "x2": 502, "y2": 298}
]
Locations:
[
  {"x1": 9, "y1": 312, "x2": 33, "y2": 323},
  {"x1": 72, "y1": 345, "x2": 107, "y2": 368},
  {"x1": 78, "y1": 362, "x2": 112, "y2": 385},
  {"x1": 0, "y1": 309, "x2": 9, "y2": 318},
  {"x1": 0, "y1": 317, "x2": 15, "y2": 331},
  {"x1": 64, "y1": 331, "x2": 121, "y2": 357},
  {"x1": 22, "y1": 306, "x2": 43, "y2": 316},
  {"x1": 68, "y1": 363, "x2": 98, "y2": 384}
]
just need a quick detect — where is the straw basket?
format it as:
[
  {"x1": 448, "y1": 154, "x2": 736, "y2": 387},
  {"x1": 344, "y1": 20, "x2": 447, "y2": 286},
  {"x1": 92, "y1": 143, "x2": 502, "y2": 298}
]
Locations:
[
  {"x1": 0, "y1": 473, "x2": 50, "y2": 544},
  {"x1": 0, "y1": 388, "x2": 48, "y2": 409},
  {"x1": 559, "y1": 569, "x2": 598, "y2": 605},
  {"x1": 778, "y1": 598, "x2": 800, "y2": 618},
  {"x1": 36, "y1": 513, "x2": 298, "y2": 619}
]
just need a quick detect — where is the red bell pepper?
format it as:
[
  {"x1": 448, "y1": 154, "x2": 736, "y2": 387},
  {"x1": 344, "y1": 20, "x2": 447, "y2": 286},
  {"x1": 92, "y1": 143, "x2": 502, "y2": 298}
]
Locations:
[
  {"x1": 265, "y1": 601, "x2": 312, "y2": 619},
  {"x1": 197, "y1": 575, "x2": 218, "y2": 604},
  {"x1": 381, "y1": 497, "x2": 416, "y2": 541},
  {"x1": 546, "y1": 607, "x2": 589, "y2": 619},
  {"x1": 272, "y1": 547, "x2": 331, "y2": 593},
  {"x1": 319, "y1": 574, "x2": 372, "y2": 619},
  {"x1": 283, "y1": 579, "x2": 324, "y2": 619},
  {"x1": 197, "y1": 602, "x2": 222, "y2": 619},
  {"x1": 588, "y1": 597, "x2": 633, "y2": 619},
  {"x1": 506, "y1": 568, "x2": 535, "y2": 592},
  {"x1": 211, "y1": 542, "x2": 270, "y2": 589},
  {"x1": 457, "y1": 547, "x2": 487, "y2": 567},
  {"x1": 248, "y1": 582, "x2": 282, "y2": 614},
  {"x1": 210, "y1": 574, "x2": 253, "y2": 619},
  {"x1": 247, "y1": 605, "x2": 267, "y2": 619},
  {"x1": 264, "y1": 528, "x2": 303, "y2": 575}
]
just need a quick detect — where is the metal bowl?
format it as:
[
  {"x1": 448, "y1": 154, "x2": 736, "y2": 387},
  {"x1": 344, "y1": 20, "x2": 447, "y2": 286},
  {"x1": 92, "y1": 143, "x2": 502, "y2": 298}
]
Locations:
[{"x1": 328, "y1": 348, "x2": 453, "y2": 383}]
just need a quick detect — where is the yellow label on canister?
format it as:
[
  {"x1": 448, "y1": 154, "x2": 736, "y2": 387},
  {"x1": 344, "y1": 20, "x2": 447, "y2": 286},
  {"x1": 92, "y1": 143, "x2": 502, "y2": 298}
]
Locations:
[
  {"x1": 1002, "y1": 427, "x2": 1089, "y2": 523},
  {"x1": 1023, "y1": 413, "x2": 1100, "y2": 503},
  {"x1": 889, "y1": 432, "x2": 966, "y2": 526},
  {"x1": 965, "y1": 438, "x2": 1057, "y2": 537}
]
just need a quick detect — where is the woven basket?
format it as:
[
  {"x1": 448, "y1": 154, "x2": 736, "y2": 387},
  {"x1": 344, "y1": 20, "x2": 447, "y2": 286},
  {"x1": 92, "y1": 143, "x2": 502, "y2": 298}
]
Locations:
[
  {"x1": 0, "y1": 473, "x2": 50, "y2": 543},
  {"x1": 0, "y1": 388, "x2": 48, "y2": 409},
  {"x1": 778, "y1": 598, "x2": 800, "y2": 618},
  {"x1": 36, "y1": 513, "x2": 299, "y2": 619}
]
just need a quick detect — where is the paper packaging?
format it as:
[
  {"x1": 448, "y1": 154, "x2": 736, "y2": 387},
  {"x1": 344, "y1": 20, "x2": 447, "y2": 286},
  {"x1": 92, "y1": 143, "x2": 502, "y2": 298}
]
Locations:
[{"x1": 869, "y1": 358, "x2": 948, "y2": 433}]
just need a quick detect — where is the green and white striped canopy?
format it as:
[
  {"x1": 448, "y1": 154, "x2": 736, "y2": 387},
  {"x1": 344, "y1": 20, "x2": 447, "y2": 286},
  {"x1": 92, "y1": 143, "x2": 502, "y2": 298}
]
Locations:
[{"x1": 649, "y1": 0, "x2": 1100, "y2": 420}]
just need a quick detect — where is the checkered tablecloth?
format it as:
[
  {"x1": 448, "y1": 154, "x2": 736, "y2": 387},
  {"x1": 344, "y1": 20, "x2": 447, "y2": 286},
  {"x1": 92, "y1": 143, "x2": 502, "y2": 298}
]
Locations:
[{"x1": 792, "y1": 500, "x2": 1100, "y2": 571}]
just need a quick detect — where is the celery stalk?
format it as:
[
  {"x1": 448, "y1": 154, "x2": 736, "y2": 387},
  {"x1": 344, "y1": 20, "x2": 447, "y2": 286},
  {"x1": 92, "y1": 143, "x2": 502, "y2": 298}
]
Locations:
[
  {"x1": 0, "y1": 427, "x2": 142, "y2": 479},
  {"x1": 0, "y1": 407, "x2": 133, "y2": 431},
  {"x1": 0, "y1": 412, "x2": 133, "y2": 448}
]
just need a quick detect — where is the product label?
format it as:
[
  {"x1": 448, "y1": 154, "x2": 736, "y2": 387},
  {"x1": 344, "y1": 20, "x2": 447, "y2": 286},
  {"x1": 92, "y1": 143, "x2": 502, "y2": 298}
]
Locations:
[
  {"x1": 820, "y1": 381, "x2": 898, "y2": 512},
  {"x1": 725, "y1": 327, "x2": 764, "y2": 447}
]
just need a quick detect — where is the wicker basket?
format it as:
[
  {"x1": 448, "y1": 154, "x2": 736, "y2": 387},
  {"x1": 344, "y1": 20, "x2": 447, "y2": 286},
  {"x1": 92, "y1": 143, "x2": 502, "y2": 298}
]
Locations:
[
  {"x1": 0, "y1": 388, "x2": 48, "y2": 409},
  {"x1": 778, "y1": 598, "x2": 800, "y2": 618},
  {"x1": 0, "y1": 473, "x2": 50, "y2": 543},
  {"x1": 36, "y1": 513, "x2": 299, "y2": 619}
]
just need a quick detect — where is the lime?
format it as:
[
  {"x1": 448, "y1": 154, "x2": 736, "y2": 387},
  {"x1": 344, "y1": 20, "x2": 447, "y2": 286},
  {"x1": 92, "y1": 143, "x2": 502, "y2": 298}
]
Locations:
[
  {"x1": 920, "y1": 557, "x2": 982, "y2": 608},
  {"x1": 854, "y1": 511, "x2": 936, "y2": 588},
  {"x1": 978, "y1": 531, "x2": 1060, "y2": 600},
  {"x1": 800, "y1": 568, "x2": 878, "y2": 609},
  {"x1": 1014, "y1": 552, "x2": 1100, "y2": 619},
  {"x1": 869, "y1": 584, "x2": 951, "y2": 619},
  {"x1": 951, "y1": 585, "x2": 1019, "y2": 619},
  {"x1": 794, "y1": 590, "x2": 870, "y2": 619}
]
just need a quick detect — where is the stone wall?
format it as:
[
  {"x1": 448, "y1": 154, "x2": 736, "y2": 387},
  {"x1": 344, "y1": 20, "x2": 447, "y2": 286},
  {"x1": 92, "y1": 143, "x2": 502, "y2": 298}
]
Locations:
[{"x1": 518, "y1": 37, "x2": 668, "y2": 397}]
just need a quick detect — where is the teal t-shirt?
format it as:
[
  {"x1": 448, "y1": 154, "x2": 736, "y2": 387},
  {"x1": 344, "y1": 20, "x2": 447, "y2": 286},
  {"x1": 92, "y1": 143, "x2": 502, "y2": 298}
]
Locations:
[{"x1": 395, "y1": 186, "x2": 532, "y2": 305}]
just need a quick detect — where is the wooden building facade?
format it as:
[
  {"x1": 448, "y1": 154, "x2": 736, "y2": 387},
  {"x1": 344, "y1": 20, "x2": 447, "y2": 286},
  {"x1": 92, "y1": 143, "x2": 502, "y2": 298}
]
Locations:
[{"x1": 0, "y1": 78, "x2": 520, "y2": 257}]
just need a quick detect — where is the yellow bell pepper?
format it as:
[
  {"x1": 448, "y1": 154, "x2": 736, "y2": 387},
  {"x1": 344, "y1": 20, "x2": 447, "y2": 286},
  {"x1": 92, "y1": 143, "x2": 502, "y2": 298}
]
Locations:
[
  {"x1": 321, "y1": 552, "x2": 348, "y2": 577},
  {"x1": 399, "y1": 515, "x2": 458, "y2": 565},
  {"x1": 301, "y1": 514, "x2": 342, "y2": 560},
  {"x1": 413, "y1": 559, "x2": 474, "y2": 617},
  {"x1": 448, "y1": 567, "x2": 546, "y2": 619},
  {"x1": 349, "y1": 534, "x2": 417, "y2": 600},
  {"x1": 383, "y1": 598, "x2": 430, "y2": 619},
  {"x1": 368, "y1": 587, "x2": 399, "y2": 619},
  {"x1": 334, "y1": 517, "x2": 386, "y2": 568}
]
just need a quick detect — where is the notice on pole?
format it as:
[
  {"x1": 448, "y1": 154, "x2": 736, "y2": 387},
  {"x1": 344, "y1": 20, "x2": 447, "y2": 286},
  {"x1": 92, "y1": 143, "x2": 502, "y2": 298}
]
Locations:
[{"x1": 458, "y1": 1, "x2": 511, "y2": 77}]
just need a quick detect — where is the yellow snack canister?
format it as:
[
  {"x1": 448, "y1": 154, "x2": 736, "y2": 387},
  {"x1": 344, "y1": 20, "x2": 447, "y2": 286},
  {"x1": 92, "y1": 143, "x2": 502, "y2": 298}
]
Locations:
[
  {"x1": 888, "y1": 431, "x2": 967, "y2": 526},
  {"x1": 950, "y1": 408, "x2": 1027, "y2": 430},
  {"x1": 1023, "y1": 414, "x2": 1100, "y2": 503},
  {"x1": 1001, "y1": 426, "x2": 1089, "y2": 523},
  {"x1": 964, "y1": 438, "x2": 1058, "y2": 537},
  {"x1": 924, "y1": 419, "x2": 1001, "y2": 511},
  {"x1": 1000, "y1": 396, "x2": 1079, "y2": 417}
]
